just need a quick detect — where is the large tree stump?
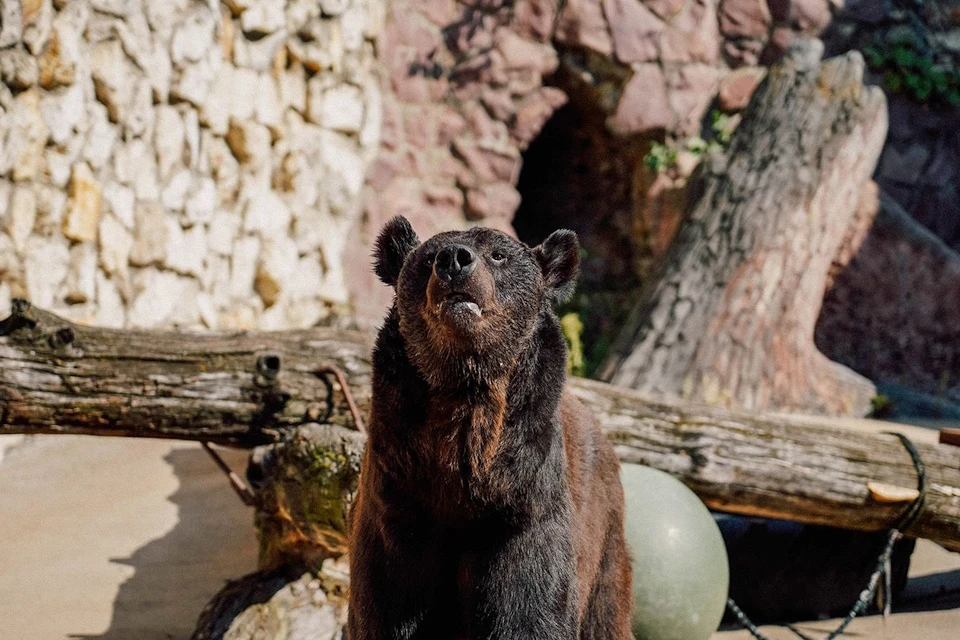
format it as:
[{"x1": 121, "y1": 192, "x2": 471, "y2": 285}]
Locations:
[
  {"x1": 598, "y1": 41, "x2": 887, "y2": 416},
  {"x1": 250, "y1": 424, "x2": 365, "y2": 570}
]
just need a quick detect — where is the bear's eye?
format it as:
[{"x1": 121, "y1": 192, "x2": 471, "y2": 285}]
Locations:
[
  {"x1": 490, "y1": 251, "x2": 506, "y2": 263},
  {"x1": 424, "y1": 253, "x2": 435, "y2": 268}
]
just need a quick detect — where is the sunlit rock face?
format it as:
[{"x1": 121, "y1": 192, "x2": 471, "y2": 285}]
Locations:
[{"x1": 0, "y1": 0, "x2": 384, "y2": 331}]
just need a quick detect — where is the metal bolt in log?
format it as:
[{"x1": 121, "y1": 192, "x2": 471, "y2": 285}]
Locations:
[
  {"x1": 48, "y1": 327, "x2": 75, "y2": 349},
  {"x1": 256, "y1": 353, "x2": 282, "y2": 381}
]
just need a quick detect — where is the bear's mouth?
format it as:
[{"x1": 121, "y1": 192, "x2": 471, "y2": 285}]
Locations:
[{"x1": 441, "y1": 291, "x2": 482, "y2": 317}]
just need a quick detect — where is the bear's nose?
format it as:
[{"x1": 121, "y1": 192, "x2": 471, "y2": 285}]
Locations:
[{"x1": 434, "y1": 244, "x2": 477, "y2": 282}]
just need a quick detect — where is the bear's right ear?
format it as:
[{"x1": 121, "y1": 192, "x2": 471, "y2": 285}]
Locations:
[{"x1": 373, "y1": 216, "x2": 420, "y2": 287}]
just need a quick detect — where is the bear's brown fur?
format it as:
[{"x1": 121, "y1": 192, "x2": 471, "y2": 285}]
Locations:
[{"x1": 348, "y1": 217, "x2": 632, "y2": 639}]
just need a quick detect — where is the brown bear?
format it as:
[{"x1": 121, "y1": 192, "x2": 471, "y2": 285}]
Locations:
[{"x1": 347, "y1": 217, "x2": 632, "y2": 639}]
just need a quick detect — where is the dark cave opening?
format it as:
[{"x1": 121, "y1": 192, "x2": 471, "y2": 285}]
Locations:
[
  {"x1": 513, "y1": 102, "x2": 644, "y2": 291},
  {"x1": 512, "y1": 85, "x2": 655, "y2": 376}
]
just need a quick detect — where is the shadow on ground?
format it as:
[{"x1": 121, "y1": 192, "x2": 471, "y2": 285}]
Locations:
[
  {"x1": 898, "y1": 569, "x2": 960, "y2": 614},
  {"x1": 71, "y1": 447, "x2": 255, "y2": 640}
]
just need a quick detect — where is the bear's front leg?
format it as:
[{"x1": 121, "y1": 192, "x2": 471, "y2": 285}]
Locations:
[
  {"x1": 467, "y1": 507, "x2": 580, "y2": 640},
  {"x1": 347, "y1": 500, "x2": 446, "y2": 640}
]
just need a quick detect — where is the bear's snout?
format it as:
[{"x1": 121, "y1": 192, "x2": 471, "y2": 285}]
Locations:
[{"x1": 434, "y1": 244, "x2": 478, "y2": 283}]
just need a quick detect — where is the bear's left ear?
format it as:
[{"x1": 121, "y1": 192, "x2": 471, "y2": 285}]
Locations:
[
  {"x1": 533, "y1": 229, "x2": 580, "y2": 304},
  {"x1": 373, "y1": 216, "x2": 420, "y2": 287}
]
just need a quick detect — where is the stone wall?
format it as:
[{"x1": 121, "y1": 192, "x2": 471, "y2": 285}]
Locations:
[
  {"x1": 0, "y1": 0, "x2": 382, "y2": 330},
  {"x1": 825, "y1": 0, "x2": 960, "y2": 252},
  {"x1": 346, "y1": 0, "x2": 841, "y2": 315},
  {"x1": 0, "y1": 0, "x2": 848, "y2": 325},
  {"x1": 345, "y1": 0, "x2": 569, "y2": 317},
  {"x1": 817, "y1": 188, "x2": 960, "y2": 412}
]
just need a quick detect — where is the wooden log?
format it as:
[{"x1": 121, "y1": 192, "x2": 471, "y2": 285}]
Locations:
[
  {"x1": 1, "y1": 301, "x2": 959, "y2": 551},
  {"x1": 0, "y1": 299, "x2": 373, "y2": 447},
  {"x1": 569, "y1": 378, "x2": 960, "y2": 551}
]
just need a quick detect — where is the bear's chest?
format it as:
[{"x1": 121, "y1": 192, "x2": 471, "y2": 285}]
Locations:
[
  {"x1": 415, "y1": 409, "x2": 507, "y2": 511},
  {"x1": 391, "y1": 404, "x2": 558, "y2": 522}
]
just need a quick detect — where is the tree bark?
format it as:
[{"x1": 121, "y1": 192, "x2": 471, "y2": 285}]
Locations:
[
  {"x1": 0, "y1": 299, "x2": 373, "y2": 447},
  {"x1": 1, "y1": 300, "x2": 959, "y2": 552},
  {"x1": 598, "y1": 42, "x2": 887, "y2": 416},
  {"x1": 572, "y1": 378, "x2": 960, "y2": 552}
]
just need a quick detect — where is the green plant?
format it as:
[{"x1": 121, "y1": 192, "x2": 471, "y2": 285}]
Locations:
[
  {"x1": 869, "y1": 394, "x2": 895, "y2": 419},
  {"x1": 560, "y1": 312, "x2": 585, "y2": 377},
  {"x1": 557, "y1": 289, "x2": 637, "y2": 378},
  {"x1": 643, "y1": 110, "x2": 737, "y2": 174},
  {"x1": 710, "y1": 110, "x2": 735, "y2": 145},
  {"x1": 644, "y1": 142, "x2": 679, "y2": 172},
  {"x1": 862, "y1": 34, "x2": 960, "y2": 107}
]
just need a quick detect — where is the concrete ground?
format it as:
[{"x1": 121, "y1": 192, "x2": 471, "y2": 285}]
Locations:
[
  {"x1": 713, "y1": 538, "x2": 960, "y2": 639},
  {"x1": 0, "y1": 434, "x2": 957, "y2": 640},
  {"x1": 0, "y1": 435, "x2": 257, "y2": 640}
]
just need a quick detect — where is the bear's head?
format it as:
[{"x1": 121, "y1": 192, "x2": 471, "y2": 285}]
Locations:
[{"x1": 374, "y1": 216, "x2": 579, "y2": 389}]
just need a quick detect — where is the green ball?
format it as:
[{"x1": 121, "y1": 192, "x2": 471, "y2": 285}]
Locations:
[{"x1": 620, "y1": 464, "x2": 729, "y2": 640}]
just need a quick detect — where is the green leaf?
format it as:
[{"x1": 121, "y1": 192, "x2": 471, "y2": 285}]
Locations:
[
  {"x1": 891, "y1": 46, "x2": 917, "y2": 68},
  {"x1": 930, "y1": 70, "x2": 948, "y2": 93},
  {"x1": 712, "y1": 111, "x2": 733, "y2": 144},
  {"x1": 644, "y1": 142, "x2": 678, "y2": 172},
  {"x1": 884, "y1": 71, "x2": 903, "y2": 92},
  {"x1": 863, "y1": 46, "x2": 884, "y2": 68},
  {"x1": 914, "y1": 56, "x2": 934, "y2": 74},
  {"x1": 686, "y1": 136, "x2": 708, "y2": 154}
]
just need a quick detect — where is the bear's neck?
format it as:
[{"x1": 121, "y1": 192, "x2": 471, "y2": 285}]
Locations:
[
  {"x1": 425, "y1": 310, "x2": 568, "y2": 483},
  {"x1": 425, "y1": 309, "x2": 565, "y2": 410}
]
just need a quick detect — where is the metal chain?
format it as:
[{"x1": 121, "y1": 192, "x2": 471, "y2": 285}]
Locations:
[
  {"x1": 314, "y1": 365, "x2": 367, "y2": 434},
  {"x1": 726, "y1": 431, "x2": 927, "y2": 640}
]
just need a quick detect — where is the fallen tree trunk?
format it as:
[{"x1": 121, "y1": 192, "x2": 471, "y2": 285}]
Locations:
[
  {"x1": 572, "y1": 378, "x2": 959, "y2": 550},
  {"x1": 1, "y1": 300, "x2": 959, "y2": 551},
  {"x1": 0, "y1": 299, "x2": 374, "y2": 447}
]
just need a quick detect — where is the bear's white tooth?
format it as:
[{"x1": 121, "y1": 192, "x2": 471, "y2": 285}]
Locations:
[{"x1": 464, "y1": 302, "x2": 481, "y2": 317}]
